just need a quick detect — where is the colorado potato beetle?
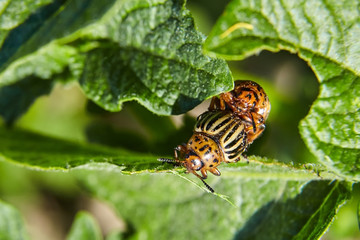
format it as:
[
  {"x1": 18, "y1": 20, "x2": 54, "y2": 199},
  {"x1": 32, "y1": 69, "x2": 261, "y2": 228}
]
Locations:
[
  {"x1": 159, "y1": 80, "x2": 270, "y2": 192},
  {"x1": 209, "y1": 80, "x2": 270, "y2": 143}
]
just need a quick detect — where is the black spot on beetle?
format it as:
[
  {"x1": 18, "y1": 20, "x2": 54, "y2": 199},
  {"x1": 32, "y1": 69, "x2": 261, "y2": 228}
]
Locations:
[
  {"x1": 199, "y1": 144, "x2": 209, "y2": 152},
  {"x1": 187, "y1": 150, "x2": 198, "y2": 158},
  {"x1": 204, "y1": 149, "x2": 211, "y2": 156},
  {"x1": 213, "y1": 159, "x2": 219, "y2": 163},
  {"x1": 253, "y1": 92, "x2": 259, "y2": 101},
  {"x1": 194, "y1": 136, "x2": 200, "y2": 142},
  {"x1": 209, "y1": 164, "x2": 213, "y2": 167}
]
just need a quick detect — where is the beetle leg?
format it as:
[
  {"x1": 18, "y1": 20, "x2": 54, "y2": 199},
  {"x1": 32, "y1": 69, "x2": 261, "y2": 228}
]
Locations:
[
  {"x1": 174, "y1": 144, "x2": 187, "y2": 160},
  {"x1": 247, "y1": 123, "x2": 265, "y2": 144},
  {"x1": 219, "y1": 93, "x2": 230, "y2": 111},
  {"x1": 209, "y1": 97, "x2": 217, "y2": 110},
  {"x1": 209, "y1": 167, "x2": 221, "y2": 176},
  {"x1": 219, "y1": 92, "x2": 241, "y2": 112},
  {"x1": 209, "y1": 96, "x2": 225, "y2": 111},
  {"x1": 219, "y1": 98, "x2": 226, "y2": 110},
  {"x1": 200, "y1": 168, "x2": 208, "y2": 179}
]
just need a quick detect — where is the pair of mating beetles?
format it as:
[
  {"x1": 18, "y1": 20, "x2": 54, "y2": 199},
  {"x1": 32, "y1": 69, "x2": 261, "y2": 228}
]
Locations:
[{"x1": 159, "y1": 80, "x2": 271, "y2": 192}]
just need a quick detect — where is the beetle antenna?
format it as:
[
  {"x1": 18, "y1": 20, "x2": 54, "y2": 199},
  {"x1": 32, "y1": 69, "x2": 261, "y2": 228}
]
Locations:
[
  {"x1": 158, "y1": 158, "x2": 215, "y2": 193},
  {"x1": 191, "y1": 170, "x2": 215, "y2": 193},
  {"x1": 200, "y1": 178, "x2": 215, "y2": 193}
]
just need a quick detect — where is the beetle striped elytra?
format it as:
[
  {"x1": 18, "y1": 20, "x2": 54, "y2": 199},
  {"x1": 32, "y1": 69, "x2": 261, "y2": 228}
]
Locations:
[
  {"x1": 209, "y1": 80, "x2": 271, "y2": 144},
  {"x1": 159, "y1": 80, "x2": 271, "y2": 192}
]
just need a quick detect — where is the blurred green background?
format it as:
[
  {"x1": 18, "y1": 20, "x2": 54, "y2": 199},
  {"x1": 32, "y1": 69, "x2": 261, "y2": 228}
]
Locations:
[{"x1": 0, "y1": 0, "x2": 359, "y2": 239}]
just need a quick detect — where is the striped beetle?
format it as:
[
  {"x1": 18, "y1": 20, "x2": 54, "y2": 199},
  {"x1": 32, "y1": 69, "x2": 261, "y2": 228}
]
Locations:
[
  {"x1": 159, "y1": 80, "x2": 270, "y2": 192},
  {"x1": 210, "y1": 80, "x2": 271, "y2": 144}
]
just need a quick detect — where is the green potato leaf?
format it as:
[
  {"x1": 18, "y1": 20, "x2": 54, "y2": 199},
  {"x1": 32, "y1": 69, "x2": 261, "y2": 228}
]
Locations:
[
  {"x1": 0, "y1": 0, "x2": 232, "y2": 124},
  {"x1": 204, "y1": 0, "x2": 360, "y2": 180},
  {"x1": 0, "y1": 1, "x2": 356, "y2": 239},
  {"x1": 0, "y1": 127, "x2": 166, "y2": 172},
  {"x1": 77, "y1": 0, "x2": 232, "y2": 115},
  {"x1": 0, "y1": 125, "x2": 334, "y2": 177},
  {"x1": 0, "y1": 0, "x2": 56, "y2": 63},
  {"x1": 0, "y1": 200, "x2": 29, "y2": 240},
  {"x1": 0, "y1": 125, "x2": 351, "y2": 239},
  {"x1": 66, "y1": 211, "x2": 102, "y2": 240},
  {"x1": 73, "y1": 165, "x2": 351, "y2": 240},
  {"x1": 0, "y1": 77, "x2": 53, "y2": 125}
]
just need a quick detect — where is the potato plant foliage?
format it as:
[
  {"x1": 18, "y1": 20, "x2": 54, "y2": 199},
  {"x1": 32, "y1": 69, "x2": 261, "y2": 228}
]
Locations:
[{"x1": 0, "y1": 0, "x2": 358, "y2": 239}]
